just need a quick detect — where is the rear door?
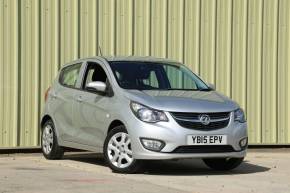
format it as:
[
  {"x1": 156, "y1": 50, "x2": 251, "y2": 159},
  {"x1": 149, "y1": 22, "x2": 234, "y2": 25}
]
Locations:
[{"x1": 51, "y1": 62, "x2": 83, "y2": 142}]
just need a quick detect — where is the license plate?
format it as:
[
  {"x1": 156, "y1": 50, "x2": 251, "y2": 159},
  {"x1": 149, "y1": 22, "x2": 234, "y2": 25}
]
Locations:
[{"x1": 187, "y1": 135, "x2": 227, "y2": 145}]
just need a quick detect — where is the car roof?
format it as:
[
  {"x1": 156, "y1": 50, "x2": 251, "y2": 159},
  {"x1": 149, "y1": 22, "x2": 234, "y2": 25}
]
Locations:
[
  {"x1": 62, "y1": 56, "x2": 181, "y2": 68},
  {"x1": 61, "y1": 56, "x2": 183, "y2": 70},
  {"x1": 100, "y1": 56, "x2": 180, "y2": 64}
]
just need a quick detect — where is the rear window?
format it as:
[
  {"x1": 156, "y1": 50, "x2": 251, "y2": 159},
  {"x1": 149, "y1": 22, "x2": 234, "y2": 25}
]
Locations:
[{"x1": 59, "y1": 63, "x2": 82, "y2": 88}]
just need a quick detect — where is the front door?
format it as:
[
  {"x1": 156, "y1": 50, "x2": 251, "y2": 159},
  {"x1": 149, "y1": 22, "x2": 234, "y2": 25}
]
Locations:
[{"x1": 72, "y1": 61, "x2": 111, "y2": 147}]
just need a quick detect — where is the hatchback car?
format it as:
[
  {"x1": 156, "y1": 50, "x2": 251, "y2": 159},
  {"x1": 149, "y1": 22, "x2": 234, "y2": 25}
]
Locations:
[{"x1": 41, "y1": 56, "x2": 247, "y2": 173}]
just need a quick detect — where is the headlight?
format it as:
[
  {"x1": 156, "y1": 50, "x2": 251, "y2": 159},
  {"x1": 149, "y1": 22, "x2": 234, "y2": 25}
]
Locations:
[
  {"x1": 234, "y1": 108, "x2": 246, "y2": 123},
  {"x1": 130, "y1": 102, "x2": 168, "y2": 123}
]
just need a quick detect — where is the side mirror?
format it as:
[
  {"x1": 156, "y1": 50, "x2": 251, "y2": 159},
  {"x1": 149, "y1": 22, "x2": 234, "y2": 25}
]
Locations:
[
  {"x1": 208, "y1": 83, "x2": 215, "y2": 90},
  {"x1": 86, "y1": 81, "x2": 107, "y2": 93}
]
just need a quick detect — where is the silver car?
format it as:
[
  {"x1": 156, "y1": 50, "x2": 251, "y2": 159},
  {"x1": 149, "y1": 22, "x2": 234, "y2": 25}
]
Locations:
[{"x1": 41, "y1": 56, "x2": 248, "y2": 173}]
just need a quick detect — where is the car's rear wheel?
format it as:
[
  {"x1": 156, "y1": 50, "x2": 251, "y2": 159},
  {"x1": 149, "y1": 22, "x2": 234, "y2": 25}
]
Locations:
[
  {"x1": 203, "y1": 157, "x2": 244, "y2": 171},
  {"x1": 104, "y1": 125, "x2": 142, "y2": 173},
  {"x1": 41, "y1": 120, "x2": 64, "y2": 160}
]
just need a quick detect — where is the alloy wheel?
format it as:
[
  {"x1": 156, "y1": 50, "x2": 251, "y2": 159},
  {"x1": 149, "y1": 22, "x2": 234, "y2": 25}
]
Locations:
[
  {"x1": 42, "y1": 125, "x2": 54, "y2": 155},
  {"x1": 107, "y1": 132, "x2": 133, "y2": 168}
]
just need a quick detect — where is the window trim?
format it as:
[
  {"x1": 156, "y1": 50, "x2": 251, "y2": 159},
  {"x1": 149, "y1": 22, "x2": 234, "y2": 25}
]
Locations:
[{"x1": 81, "y1": 62, "x2": 97, "y2": 90}]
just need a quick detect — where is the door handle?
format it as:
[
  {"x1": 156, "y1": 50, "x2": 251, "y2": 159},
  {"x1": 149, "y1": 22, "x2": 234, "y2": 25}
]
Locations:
[{"x1": 76, "y1": 96, "x2": 83, "y2": 102}]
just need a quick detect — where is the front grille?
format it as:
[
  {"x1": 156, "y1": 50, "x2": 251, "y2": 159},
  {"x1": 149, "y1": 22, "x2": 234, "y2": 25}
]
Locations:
[
  {"x1": 171, "y1": 145, "x2": 237, "y2": 153},
  {"x1": 175, "y1": 120, "x2": 229, "y2": 130},
  {"x1": 170, "y1": 112, "x2": 230, "y2": 130}
]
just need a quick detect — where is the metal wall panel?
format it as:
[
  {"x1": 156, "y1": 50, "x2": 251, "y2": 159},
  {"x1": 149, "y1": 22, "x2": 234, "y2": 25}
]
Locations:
[
  {"x1": 247, "y1": 0, "x2": 263, "y2": 144},
  {"x1": 231, "y1": 0, "x2": 247, "y2": 115},
  {"x1": 215, "y1": 0, "x2": 232, "y2": 97},
  {"x1": 116, "y1": 0, "x2": 133, "y2": 55},
  {"x1": 0, "y1": 0, "x2": 19, "y2": 147},
  {"x1": 0, "y1": 0, "x2": 290, "y2": 147},
  {"x1": 60, "y1": 0, "x2": 79, "y2": 64},
  {"x1": 134, "y1": 0, "x2": 150, "y2": 55},
  {"x1": 98, "y1": 0, "x2": 116, "y2": 55},
  {"x1": 277, "y1": 0, "x2": 290, "y2": 144},
  {"x1": 199, "y1": 0, "x2": 216, "y2": 84},
  {"x1": 40, "y1": 0, "x2": 60, "y2": 111},
  {"x1": 19, "y1": 0, "x2": 40, "y2": 146},
  {"x1": 184, "y1": 0, "x2": 200, "y2": 73},
  {"x1": 261, "y1": 0, "x2": 279, "y2": 143},
  {"x1": 150, "y1": 0, "x2": 167, "y2": 58},
  {"x1": 167, "y1": 0, "x2": 184, "y2": 62},
  {"x1": 80, "y1": 0, "x2": 98, "y2": 57}
]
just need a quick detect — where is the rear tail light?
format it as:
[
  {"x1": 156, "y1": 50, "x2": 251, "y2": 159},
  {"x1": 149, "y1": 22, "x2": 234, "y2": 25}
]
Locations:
[{"x1": 44, "y1": 87, "x2": 51, "y2": 102}]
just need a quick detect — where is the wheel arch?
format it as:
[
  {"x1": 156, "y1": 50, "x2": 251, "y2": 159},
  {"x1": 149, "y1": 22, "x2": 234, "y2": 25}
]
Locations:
[
  {"x1": 40, "y1": 114, "x2": 53, "y2": 128},
  {"x1": 40, "y1": 114, "x2": 63, "y2": 146},
  {"x1": 107, "y1": 120, "x2": 125, "y2": 134}
]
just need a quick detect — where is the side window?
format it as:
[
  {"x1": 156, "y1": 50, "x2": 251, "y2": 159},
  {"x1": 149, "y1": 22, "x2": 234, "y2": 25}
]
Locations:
[
  {"x1": 59, "y1": 63, "x2": 82, "y2": 88},
  {"x1": 82, "y1": 62, "x2": 108, "y2": 89}
]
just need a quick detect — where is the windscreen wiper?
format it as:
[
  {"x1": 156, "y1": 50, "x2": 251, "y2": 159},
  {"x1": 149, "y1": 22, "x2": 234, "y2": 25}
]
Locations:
[{"x1": 198, "y1": 88, "x2": 212, "y2": 91}]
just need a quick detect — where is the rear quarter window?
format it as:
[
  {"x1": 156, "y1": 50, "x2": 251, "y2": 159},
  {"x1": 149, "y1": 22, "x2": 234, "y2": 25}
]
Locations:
[{"x1": 59, "y1": 63, "x2": 82, "y2": 88}]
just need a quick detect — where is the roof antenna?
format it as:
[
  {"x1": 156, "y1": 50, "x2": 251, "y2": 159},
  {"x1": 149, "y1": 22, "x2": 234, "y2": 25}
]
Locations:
[{"x1": 98, "y1": 45, "x2": 103, "y2": 56}]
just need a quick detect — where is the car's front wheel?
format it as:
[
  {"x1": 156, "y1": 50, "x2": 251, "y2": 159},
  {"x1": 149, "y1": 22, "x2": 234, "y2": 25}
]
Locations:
[
  {"x1": 104, "y1": 125, "x2": 142, "y2": 173},
  {"x1": 203, "y1": 157, "x2": 244, "y2": 171},
  {"x1": 41, "y1": 120, "x2": 64, "y2": 160}
]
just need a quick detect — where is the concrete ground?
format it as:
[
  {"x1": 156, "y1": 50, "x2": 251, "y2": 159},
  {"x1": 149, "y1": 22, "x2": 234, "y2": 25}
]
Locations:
[{"x1": 0, "y1": 149, "x2": 290, "y2": 193}]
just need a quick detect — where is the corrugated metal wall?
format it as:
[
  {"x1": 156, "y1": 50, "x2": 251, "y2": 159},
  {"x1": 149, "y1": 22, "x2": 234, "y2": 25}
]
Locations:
[{"x1": 0, "y1": 0, "x2": 290, "y2": 148}]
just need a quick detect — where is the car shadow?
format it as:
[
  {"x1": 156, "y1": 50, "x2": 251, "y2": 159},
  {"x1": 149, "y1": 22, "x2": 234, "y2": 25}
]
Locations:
[
  {"x1": 140, "y1": 159, "x2": 270, "y2": 176},
  {"x1": 63, "y1": 152, "x2": 107, "y2": 167},
  {"x1": 63, "y1": 152, "x2": 270, "y2": 176}
]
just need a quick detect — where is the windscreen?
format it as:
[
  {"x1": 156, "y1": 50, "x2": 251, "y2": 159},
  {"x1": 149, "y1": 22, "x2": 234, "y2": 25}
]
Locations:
[{"x1": 109, "y1": 61, "x2": 210, "y2": 91}]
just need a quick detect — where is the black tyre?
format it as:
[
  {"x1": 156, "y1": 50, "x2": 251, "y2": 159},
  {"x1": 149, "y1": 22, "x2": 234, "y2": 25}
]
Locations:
[
  {"x1": 203, "y1": 157, "x2": 244, "y2": 171},
  {"x1": 41, "y1": 120, "x2": 64, "y2": 160},
  {"x1": 104, "y1": 125, "x2": 142, "y2": 173}
]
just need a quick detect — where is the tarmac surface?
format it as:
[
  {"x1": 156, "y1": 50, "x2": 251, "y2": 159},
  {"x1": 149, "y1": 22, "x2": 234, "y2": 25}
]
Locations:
[{"x1": 0, "y1": 149, "x2": 290, "y2": 193}]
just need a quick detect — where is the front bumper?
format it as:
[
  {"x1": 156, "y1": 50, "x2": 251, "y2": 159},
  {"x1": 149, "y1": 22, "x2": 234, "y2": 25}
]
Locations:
[{"x1": 125, "y1": 112, "x2": 248, "y2": 160}]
